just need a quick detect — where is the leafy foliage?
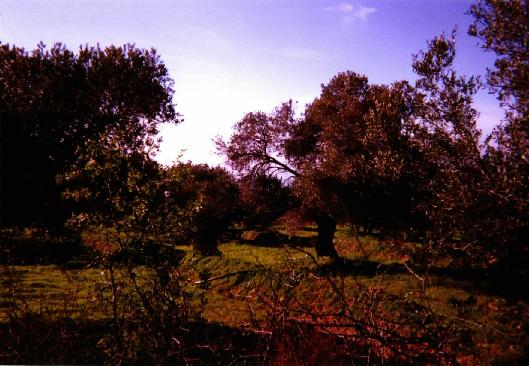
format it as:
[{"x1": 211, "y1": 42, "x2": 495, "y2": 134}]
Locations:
[
  {"x1": 238, "y1": 173, "x2": 290, "y2": 228},
  {"x1": 165, "y1": 163, "x2": 241, "y2": 255},
  {"x1": 469, "y1": 0, "x2": 529, "y2": 115},
  {"x1": 0, "y1": 42, "x2": 177, "y2": 228},
  {"x1": 2, "y1": 0, "x2": 529, "y2": 363},
  {"x1": 405, "y1": 32, "x2": 484, "y2": 264},
  {"x1": 291, "y1": 72, "x2": 417, "y2": 238},
  {"x1": 467, "y1": 0, "x2": 529, "y2": 268}
]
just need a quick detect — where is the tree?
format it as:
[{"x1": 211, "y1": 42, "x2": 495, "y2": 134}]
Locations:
[
  {"x1": 290, "y1": 72, "x2": 416, "y2": 239},
  {"x1": 469, "y1": 0, "x2": 529, "y2": 116},
  {"x1": 165, "y1": 163, "x2": 241, "y2": 256},
  {"x1": 217, "y1": 102, "x2": 343, "y2": 255},
  {"x1": 218, "y1": 30, "x2": 489, "y2": 261},
  {"x1": 467, "y1": 0, "x2": 529, "y2": 267},
  {"x1": 406, "y1": 31, "x2": 484, "y2": 265},
  {"x1": 218, "y1": 78, "x2": 416, "y2": 257},
  {"x1": 238, "y1": 173, "x2": 290, "y2": 229},
  {"x1": 0, "y1": 42, "x2": 177, "y2": 229}
]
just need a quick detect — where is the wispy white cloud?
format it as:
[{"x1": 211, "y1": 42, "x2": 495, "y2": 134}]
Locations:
[
  {"x1": 323, "y1": 2, "x2": 376, "y2": 21},
  {"x1": 280, "y1": 47, "x2": 323, "y2": 61},
  {"x1": 323, "y1": 3, "x2": 354, "y2": 13}
]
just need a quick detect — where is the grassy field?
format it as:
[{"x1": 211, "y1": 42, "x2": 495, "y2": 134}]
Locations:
[{"x1": 1, "y1": 226, "x2": 528, "y2": 364}]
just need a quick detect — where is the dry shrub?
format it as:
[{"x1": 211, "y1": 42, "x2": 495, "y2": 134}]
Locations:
[{"x1": 241, "y1": 251, "x2": 485, "y2": 365}]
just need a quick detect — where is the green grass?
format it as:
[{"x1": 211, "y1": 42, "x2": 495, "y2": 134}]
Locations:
[
  {"x1": 0, "y1": 238, "x2": 517, "y2": 325},
  {"x1": 0, "y1": 265, "x2": 102, "y2": 321},
  {"x1": 1, "y1": 227, "x2": 529, "y2": 363}
]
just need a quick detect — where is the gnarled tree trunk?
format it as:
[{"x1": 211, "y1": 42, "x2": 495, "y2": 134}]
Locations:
[
  {"x1": 193, "y1": 229, "x2": 222, "y2": 256},
  {"x1": 315, "y1": 215, "x2": 339, "y2": 258}
]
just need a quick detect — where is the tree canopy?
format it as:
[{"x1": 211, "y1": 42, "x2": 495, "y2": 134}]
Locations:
[
  {"x1": 218, "y1": 32, "x2": 484, "y2": 260},
  {"x1": 0, "y1": 42, "x2": 178, "y2": 228},
  {"x1": 469, "y1": 0, "x2": 529, "y2": 116},
  {"x1": 467, "y1": 0, "x2": 529, "y2": 267}
]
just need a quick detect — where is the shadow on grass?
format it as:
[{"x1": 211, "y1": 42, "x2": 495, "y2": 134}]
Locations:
[
  {"x1": 0, "y1": 232, "x2": 186, "y2": 268},
  {"x1": 315, "y1": 257, "x2": 406, "y2": 277},
  {"x1": 236, "y1": 229, "x2": 315, "y2": 248},
  {"x1": 428, "y1": 264, "x2": 529, "y2": 302},
  {"x1": 310, "y1": 255, "x2": 529, "y2": 302},
  {"x1": 0, "y1": 316, "x2": 267, "y2": 365},
  {"x1": 110, "y1": 241, "x2": 186, "y2": 266},
  {"x1": 333, "y1": 257, "x2": 529, "y2": 302},
  {"x1": 0, "y1": 233, "x2": 95, "y2": 268}
]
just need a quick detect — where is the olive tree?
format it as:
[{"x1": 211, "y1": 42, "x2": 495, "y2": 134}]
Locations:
[
  {"x1": 218, "y1": 78, "x2": 416, "y2": 257},
  {"x1": 405, "y1": 31, "x2": 484, "y2": 265},
  {"x1": 466, "y1": 0, "x2": 529, "y2": 267},
  {"x1": 165, "y1": 163, "x2": 241, "y2": 256},
  {"x1": 0, "y1": 42, "x2": 177, "y2": 229},
  {"x1": 238, "y1": 173, "x2": 290, "y2": 229},
  {"x1": 289, "y1": 73, "x2": 417, "y2": 241}
]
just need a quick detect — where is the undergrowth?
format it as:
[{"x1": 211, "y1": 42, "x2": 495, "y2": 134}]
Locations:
[{"x1": 1, "y1": 227, "x2": 528, "y2": 364}]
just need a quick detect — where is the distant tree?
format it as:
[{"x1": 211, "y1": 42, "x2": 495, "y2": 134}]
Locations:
[
  {"x1": 165, "y1": 163, "x2": 241, "y2": 256},
  {"x1": 0, "y1": 42, "x2": 177, "y2": 229},
  {"x1": 238, "y1": 173, "x2": 290, "y2": 229},
  {"x1": 65, "y1": 154, "x2": 240, "y2": 257},
  {"x1": 217, "y1": 103, "x2": 300, "y2": 180}
]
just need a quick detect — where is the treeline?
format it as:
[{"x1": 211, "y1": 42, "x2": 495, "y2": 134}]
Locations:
[{"x1": 1, "y1": 0, "x2": 528, "y2": 271}]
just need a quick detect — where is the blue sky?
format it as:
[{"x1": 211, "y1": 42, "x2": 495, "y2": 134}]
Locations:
[{"x1": 0, "y1": 0, "x2": 503, "y2": 165}]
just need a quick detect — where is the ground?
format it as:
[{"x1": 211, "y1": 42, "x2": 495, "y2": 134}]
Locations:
[{"x1": 1, "y1": 225, "x2": 528, "y2": 364}]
